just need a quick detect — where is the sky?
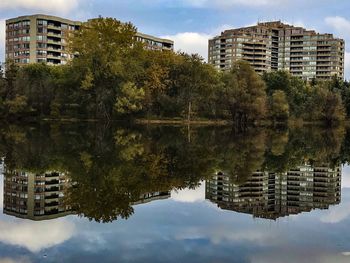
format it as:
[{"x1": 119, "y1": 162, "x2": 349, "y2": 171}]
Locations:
[{"x1": 0, "y1": 0, "x2": 350, "y2": 78}]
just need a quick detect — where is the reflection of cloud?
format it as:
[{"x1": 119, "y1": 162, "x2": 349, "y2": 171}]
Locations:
[
  {"x1": 320, "y1": 204, "x2": 350, "y2": 224},
  {"x1": 320, "y1": 188, "x2": 350, "y2": 223},
  {"x1": 0, "y1": 257, "x2": 31, "y2": 263},
  {"x1": 250, "y1": 250, "x2": 350, "y2": 263},
  {"x1": 0, "y1": 173, "x2": 3, "y2": 210},
  {"x1": 171, "y1": 183, "x2": 205, "y2": 203},
  {"x1": 0, "y1": 219, "x2": 75, "y2": 252},
  {"x1": 342, "y1": 165, "x2": 350, "y2": 188}
]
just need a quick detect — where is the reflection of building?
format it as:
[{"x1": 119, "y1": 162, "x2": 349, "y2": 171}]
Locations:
[
  {"x1": 208, "y1": 21, "x2": 345, "y2": 80},
  {"x1": 206, "y1": 164, "x2": 341, "y2": 220},
  {"x1": 0, "y1": 62, "x2": 5, "y2": 77},
  {"x1": 3, "y1": 170, "x2": 72, "y2": 220},
  {"x1": 133, "y1": 191, "x2": 171, "y2": 205}
]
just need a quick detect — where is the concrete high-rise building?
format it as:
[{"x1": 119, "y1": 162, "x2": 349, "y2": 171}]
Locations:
[
  {"x1": 206, "y1": 164, "x2": 341, "y2": 220},
  {"x1": 3, "y1": 170, "x2": 72, "y2": 220},
  {"x1": 6, "y1": 14, "x2": 81, "y2": 65},
  {"x1": 208, "y1": 21, "x2": 345, "y2": 80},
  {"x1": 6, "y1": 14, "x2": 174, "y2": 67}
]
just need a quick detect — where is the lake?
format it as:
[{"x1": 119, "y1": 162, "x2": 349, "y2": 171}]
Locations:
[{"x1": 0, "y1": 123, "x2": 349, "y2": 263}]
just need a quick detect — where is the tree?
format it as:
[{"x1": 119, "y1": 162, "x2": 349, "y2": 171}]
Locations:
[
  {"x1": 115, "y1": 82, "x2": 145, "y2": 115},
  {"x1": 270, "y1": 90, "x2": 289, "y2": 121},
  {"x1": 173, "y1": 54, "x2": 219, "y2": 122},
  {"x1": 69, "y1": 17, "x2": 141, "y2": 120},
  {"x1": 305, "y1": 83, "x2": 346, "y2": 123},
  {"x1": 221, "y1": 61, "x2": 267, "y2": 124}
]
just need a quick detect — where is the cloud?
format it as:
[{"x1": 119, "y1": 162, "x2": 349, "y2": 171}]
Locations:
[
  {"x1": 186, "y1": 0, "x2": 289, "y2": 8},
  {"x1": 146, "y1": 0, "x2": 290, "y2": 8},
  {"x1": 0, "y1": 0, "x2": 80, "y2": 15},
  {"x1": 162, "y1": 32, "x2": 211, "y2": 60},
  {"x1": 325, "y1": 16, "x2": 350, "y2": 35},
  {"x1": 0, "y1": 20, "x2": 4, "y2": 61},
  {"x1": 0, "y1": 218, "x2": 75, "y2": 252}
]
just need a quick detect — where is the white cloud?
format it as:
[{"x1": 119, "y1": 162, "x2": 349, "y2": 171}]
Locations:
[
  {"x1": 0, "y1": 218, "x2": 75, "y2": 252},
  {"x1": 149, "y1": 0, "x2": 290, "y2": 8},
  {"x1": 0, "y1": 0, "x2": 80, "y2": 15},
  {"x1": 162, "y1": 32, "x2": 212, "y2": 60},
  {"x1": 325, "y1": 16, "x2": 350, "y2": 35}
]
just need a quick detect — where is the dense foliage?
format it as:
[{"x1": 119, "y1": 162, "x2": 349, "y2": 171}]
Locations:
[{"x1": 0, "y1": 17, "x2": 349, "y2": 124}]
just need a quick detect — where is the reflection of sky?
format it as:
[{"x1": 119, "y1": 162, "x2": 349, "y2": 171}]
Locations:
[{"x1": 0, "y1": 168, "x2": 350, "y2": 262}]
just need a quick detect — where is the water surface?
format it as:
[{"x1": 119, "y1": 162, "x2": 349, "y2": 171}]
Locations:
[{"x1": 0, "y1": 123, "x2": 349, "y2": 263}]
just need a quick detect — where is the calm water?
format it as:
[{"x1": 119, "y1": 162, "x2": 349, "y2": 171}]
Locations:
[{"x1": 0, "y1": 123, "x2": 350, "y2": 263}]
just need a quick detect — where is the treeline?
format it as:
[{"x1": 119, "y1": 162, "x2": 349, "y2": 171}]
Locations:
[{"x1": 0, "y1": 17, "x2": 349, "y2": 124}]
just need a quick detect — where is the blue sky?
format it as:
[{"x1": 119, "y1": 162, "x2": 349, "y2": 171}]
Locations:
[{"x1": 1, "y1": 0, "x2": 350, "y2": 78}]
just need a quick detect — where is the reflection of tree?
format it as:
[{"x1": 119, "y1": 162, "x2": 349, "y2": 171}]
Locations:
[
  {"x1": 0, "y1": 123, "x2": 348, "y2": 222},
  {"x1": 217, "y1": 129, "x2": 267, "y2": 185},
  {"x1": 264, "y1": 125, "x2": 346, "y2": 172}
]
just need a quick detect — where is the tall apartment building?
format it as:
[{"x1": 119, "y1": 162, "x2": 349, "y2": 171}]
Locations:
[
  {"x1": 208, "y1": 21, "x2": 345, "y2": 80},
  {"x1": 6, "y1": 14, "x2": 81, "y2": 65},
  {"x1": 3, "y1": 170, "x2": 72, "y2": 220},
  {"x1": 206, "y1": 164, "x2": 341, "y2": 220},
  {"x1": 6, "y1": 14, "x2": 174, "y2": 66}
]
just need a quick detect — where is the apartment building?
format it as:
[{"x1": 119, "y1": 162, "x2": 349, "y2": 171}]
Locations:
[
  {"x1": 6, "y1": 14, "x2": 81, "y2": 65},
  {"x1": 6, "y1": 14, "x2": 174, "y2": 66},
  {"x1": 3, "y1": 170, "x2": 72, "y2": 220},
  {"x1": 135, "y1": 32, "x2": 174, "y2": 51},
  {"x1": 206, "y1": 164, "x2": 341, "y2": 220},
  {"x1": 208, "y1": 21, "x2": 345, "y2": 80}
]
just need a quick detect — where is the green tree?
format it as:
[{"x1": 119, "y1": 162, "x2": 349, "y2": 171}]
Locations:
[
  {"x1": 115, "y1": 82, "x2": 145, "y2": 115},
  {"x1": 221, "y1": 61, "x2": 267, "y2": 124},
  {"x1": 69, "y1": 17, "x2": 141, "y2": 119}
]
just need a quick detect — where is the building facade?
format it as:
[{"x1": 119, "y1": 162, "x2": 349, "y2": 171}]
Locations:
[
  {"x1": 3, "y1": 170, "x2": 72, "y2": 220},
  {"x1": 6, "y1": 14, "x2": 81, "y2": 65},
  {"x1": 135, "y1": 32, "x2": 174, "y2": 51},
  {"x1": 6, "y1": 15, "x2": 174, "y2": 67},
  {"x1": 206, "y1": 164, "x2": 341, "y2": 220},
  {"x1": 208, "y1": 21, "x2": 345, "y2": 80}
]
